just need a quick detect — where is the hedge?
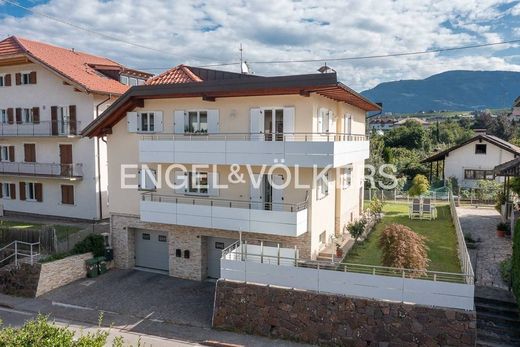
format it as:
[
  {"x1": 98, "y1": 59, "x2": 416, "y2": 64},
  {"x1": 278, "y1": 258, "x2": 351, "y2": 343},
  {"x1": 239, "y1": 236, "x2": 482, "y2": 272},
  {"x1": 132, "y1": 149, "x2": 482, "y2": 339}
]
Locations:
[{"x1": 513, "y1": 220, "x2": 520, "y2": 307}]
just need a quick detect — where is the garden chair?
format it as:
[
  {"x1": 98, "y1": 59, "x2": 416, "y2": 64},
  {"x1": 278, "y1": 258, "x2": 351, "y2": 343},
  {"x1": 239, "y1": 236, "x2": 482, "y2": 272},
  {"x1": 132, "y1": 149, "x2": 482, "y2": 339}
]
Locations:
[
  {"x1": 422, "y1": 198, "x2": 437, "y2": 220},
  {"x1": 409, "y1": 199, "x2": 421, "y2": 219}
]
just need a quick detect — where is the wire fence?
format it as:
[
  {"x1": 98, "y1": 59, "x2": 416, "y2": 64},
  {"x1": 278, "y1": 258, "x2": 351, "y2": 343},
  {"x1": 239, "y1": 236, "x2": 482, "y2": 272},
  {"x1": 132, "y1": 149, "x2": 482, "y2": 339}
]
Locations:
[{"x1": 0, "y1": 226, "x2": 55, "y2": 254}]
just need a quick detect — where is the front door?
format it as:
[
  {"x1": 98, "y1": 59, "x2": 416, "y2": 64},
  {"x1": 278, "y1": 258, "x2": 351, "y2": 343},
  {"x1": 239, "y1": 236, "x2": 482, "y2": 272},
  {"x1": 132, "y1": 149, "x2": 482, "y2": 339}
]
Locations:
[
  {"x1": 59, "y1": 144, "x2": 72, "y2": 176},
  {"x1": 207, "y1": 237, "x2": 237, "y2": 279}
]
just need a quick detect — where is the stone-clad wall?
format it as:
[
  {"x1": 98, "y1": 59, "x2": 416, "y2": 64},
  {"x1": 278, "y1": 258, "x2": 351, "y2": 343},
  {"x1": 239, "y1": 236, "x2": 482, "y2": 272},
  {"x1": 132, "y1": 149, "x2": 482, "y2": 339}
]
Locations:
[
  {"x1": 35, "y1": 252, "x2": 92, "y2": 296},
  {"x1": 111, "y1": 213, "x2": 311, "y2": 281},
  {"x1": 213, "y1": 280, "x2": 477, "y2": 346}
]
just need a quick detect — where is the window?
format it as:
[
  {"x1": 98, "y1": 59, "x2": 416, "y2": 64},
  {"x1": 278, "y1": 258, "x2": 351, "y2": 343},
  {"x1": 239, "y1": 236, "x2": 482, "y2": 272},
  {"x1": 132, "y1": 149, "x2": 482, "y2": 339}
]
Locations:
[
  {"x1": 0, "y1": 145, "x2": 13, "y2": 162},
  {"x1": 215, "y1": 242, "x2": 225, "y2": 249},
  {"x1": 475, "y1": 144, "x2": 487, "y2": 154},
  {"x1": 22, "y1": 108, "x2": 33, "y2": 123},
  {"x1": 0, "y1": 75, "x2": 4, "y2": 87},
  {"x1": 129, "y1": 77, "x2": 138, "y2": 86},
  {"x1": 61, "y1": 185, "x2": 74, "y2": 205},
  {"x1": 21, "y1": 72, "x2": 31, "y2": 85},
  {"x1": 57, "y1": 106, "x2": 70, "y2": 134},
  {"x1": 139, "y1": 112, "x2": 155, "y2": 132},
  {"x1": 26, "y1": 182, "x2": 36, "y2": 201},
  {"x1": 119, "y1": 75, "x2": 129, "y2": 85},
  {"x1": 187, "y1": 111, "x2": 208, "y2": 133},
  {"x1": 158, "y1": 235, "x2": 167, "y2": 242},
  {"x1": 0, "y1": 109, "x2": 6, "y2": 124},
  {"x1": 317, "y1": 171, "x2": 329, "y2": 200},
  {"x1": 341, "y1": 167, "x2": 352, "y2": 189},
  {"x1": 188, "y1": 172, "x2": 208, "y2": 194},
  {"x1": 318, "y1": 109, "x2": 332, "y2": 133},
  {"x1": 142, "y1": 233, "x2": 150, "y2": 240},
  {"x1": 2, "y1": 183, "x2": 12, "y2": 198},
  {"x1": 464, "y1": 169, "x2": 494, "y2": 180}
]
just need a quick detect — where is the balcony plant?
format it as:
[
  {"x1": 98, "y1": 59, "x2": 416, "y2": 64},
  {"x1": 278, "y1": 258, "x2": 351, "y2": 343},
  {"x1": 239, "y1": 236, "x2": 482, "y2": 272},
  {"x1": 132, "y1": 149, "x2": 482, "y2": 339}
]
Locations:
[{"x1": 496, "y1": 222, "x2": 509, "y2": 238}]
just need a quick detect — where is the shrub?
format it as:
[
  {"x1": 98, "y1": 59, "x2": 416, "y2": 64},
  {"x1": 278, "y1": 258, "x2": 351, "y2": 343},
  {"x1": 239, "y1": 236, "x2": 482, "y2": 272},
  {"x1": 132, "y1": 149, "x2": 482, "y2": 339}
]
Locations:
[
  {"x1": 408, "y1": 174, "x2": 430, "y2": 197},
  {"x1": 378, "y1": 223, "x2": 429, "y2": 275},
  {"x1": 513, "y1": 221, "x2": 520, "y2": 308},
  {"x1": 347, "y1": 218, "x2": 367, "y2": 243},
  {"x1": 72, "y1": 234, "x2": 105, "y2": 257},
  {"x1": 367, "y1": 197, "x2": 384, "y2": 217},
  {"x1": 495, "y1": 190, "x2": 506, "y2": 213},
  {"x1": 500, "y1": 257, "x2": 512, "y2": 286}
]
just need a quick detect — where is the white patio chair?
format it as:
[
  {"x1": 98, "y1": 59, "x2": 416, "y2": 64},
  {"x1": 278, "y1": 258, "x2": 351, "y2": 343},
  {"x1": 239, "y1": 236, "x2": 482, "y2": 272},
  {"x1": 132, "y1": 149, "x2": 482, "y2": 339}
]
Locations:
[{"x1": 409, "y1": 199, "x2": 421, "y2": 219}]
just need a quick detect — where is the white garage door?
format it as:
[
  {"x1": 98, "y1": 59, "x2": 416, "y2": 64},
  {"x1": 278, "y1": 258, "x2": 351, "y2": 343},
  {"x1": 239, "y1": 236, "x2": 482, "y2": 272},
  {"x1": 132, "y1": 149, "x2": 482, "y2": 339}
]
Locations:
[
  {"x1": 207, "y1": 237, "x2": 237, "y2": 279},
  {"x1": 134, "y1": 229, "x2": 169, "y2": 272}
]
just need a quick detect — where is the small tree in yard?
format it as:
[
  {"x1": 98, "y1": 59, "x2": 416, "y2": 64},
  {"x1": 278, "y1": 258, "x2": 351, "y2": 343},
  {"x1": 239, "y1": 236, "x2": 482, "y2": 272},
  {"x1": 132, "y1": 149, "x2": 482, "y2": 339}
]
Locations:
[
  {"x1": 367, "y1": 196, "x2": 384, "y2": 219},
  {"x1": 347, "y1": 217, "x2": 367, "y2": 243},
  {"x1": 408, "y1": 174, "x2": 430, "y2": 197},
  {"x1": 378, "y1": 223, "x2": 429, "y2": 276}
]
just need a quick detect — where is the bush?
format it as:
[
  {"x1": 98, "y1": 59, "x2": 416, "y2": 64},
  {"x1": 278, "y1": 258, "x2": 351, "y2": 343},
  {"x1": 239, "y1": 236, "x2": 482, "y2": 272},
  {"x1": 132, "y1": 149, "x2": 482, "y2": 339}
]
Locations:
[
  {"x1": 347, "y1": 218, "x2": 367, "y2": 243},
  {"x1": 408, "y1": 174, "x2": 430, "y2": 197},
  {"x1": 513, "y1": 221, "x2": 520, "y2": 308},
  {"x1": 500, "y1": 257, "x2": 512, "y2": 285},
  {"x1": 72, "y1": 234, "x2": 105, "y2": 257},
  {"x1": 378, "y1": 223, "x2": 429, "y2": 275},
  {"x1": 367, "y1": 197, "x2": 384, "y2": 217}
]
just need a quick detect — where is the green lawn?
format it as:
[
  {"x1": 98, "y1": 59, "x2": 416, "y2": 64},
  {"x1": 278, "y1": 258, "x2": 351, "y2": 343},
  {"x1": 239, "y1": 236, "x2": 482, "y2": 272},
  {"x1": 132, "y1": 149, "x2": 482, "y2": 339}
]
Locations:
[
  {"x1": 343, "y1": 202, "x2": 461, "y2": 273},
  {"x1": 0, "y1": 220, "x2": 82, "y2": 241}
]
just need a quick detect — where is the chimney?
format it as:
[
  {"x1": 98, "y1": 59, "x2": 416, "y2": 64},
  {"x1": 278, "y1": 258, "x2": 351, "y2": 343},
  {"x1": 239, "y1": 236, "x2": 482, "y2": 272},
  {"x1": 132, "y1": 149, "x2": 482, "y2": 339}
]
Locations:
[{"x1": 474, "y1": 129, "x2": 487, "y2": 135}]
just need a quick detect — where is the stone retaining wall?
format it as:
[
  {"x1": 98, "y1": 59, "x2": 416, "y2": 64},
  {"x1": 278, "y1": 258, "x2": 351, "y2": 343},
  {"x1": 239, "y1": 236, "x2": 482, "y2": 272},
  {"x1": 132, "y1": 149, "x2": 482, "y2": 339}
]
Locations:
[{"x1": 213, "y1": 280, "x2": 477, "y2": 346}]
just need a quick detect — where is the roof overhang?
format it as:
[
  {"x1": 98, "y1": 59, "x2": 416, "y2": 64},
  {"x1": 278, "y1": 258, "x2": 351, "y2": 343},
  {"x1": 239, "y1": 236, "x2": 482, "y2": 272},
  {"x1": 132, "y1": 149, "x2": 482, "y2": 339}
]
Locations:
[{"x1": 83, "y1": 72, "x2": 381, "y2": 137}]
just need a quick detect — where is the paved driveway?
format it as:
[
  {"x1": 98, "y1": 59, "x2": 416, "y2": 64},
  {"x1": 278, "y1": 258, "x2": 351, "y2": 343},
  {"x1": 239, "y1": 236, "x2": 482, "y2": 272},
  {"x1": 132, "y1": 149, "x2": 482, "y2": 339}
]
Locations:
[{"x1": 42, "y1": 269, "x2": 215, "y2": 328}]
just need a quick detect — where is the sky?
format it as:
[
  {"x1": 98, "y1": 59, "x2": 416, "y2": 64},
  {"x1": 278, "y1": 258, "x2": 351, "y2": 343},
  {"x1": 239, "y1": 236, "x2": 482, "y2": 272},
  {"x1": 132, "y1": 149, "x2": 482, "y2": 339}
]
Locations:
[{"x1": 1, "y1": 0, "x2": 520, "y2": 91}]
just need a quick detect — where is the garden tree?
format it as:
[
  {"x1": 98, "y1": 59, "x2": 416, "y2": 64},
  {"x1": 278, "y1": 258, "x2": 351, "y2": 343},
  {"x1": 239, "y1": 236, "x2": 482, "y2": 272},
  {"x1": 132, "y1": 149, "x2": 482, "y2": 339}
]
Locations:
[
  {"x1": 432, "y1": 119, "x2": 474, "y2": 146},
  {"x1": 378, "y1": 223, "x2": 429, "y2": 274},
  {"x1": 492, "y1": 115, "x2": 515, "y2": 141},
  {"x1": 475, "y1": 179, "x2": 502, "y2": 201},
  {"x1": 384, "y1": 120, "x2": 431, "y2": 151},
  {"x1": 366, "y1": 131, "x2": 397, "y2": 188},
  {"x1": 367, "y1": 196, "x2": 384, "y2": 218},
  {"x1": 347, "y1": 217, "x2": 367, "y2": 243},
  {"x1": 408, "y1": 174, "x2": 430, "y2": 196},
  {"x1": 386, "y1": 147, "x2": 429, "y2": 179}
]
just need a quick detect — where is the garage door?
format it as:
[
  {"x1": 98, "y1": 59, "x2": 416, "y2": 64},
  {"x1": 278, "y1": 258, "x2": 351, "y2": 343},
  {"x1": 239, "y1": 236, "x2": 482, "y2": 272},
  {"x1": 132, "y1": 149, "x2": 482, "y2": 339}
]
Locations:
[
  {"x1": 134, "y1": 229, "x2": 169, "y2": 272},
  {"x1": 207, "y1": 237, "x2": 237, "y2": 279}
]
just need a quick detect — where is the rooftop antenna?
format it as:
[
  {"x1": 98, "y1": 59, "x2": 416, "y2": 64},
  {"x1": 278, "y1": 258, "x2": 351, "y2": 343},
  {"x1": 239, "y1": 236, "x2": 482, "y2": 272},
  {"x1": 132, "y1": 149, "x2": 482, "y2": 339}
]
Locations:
[
  {"x1": 240, "y1": 43, "x2": 250, "y2": 74},
  {"x1": 317, "y1": 63, "x2": 335, "y2": 74}
]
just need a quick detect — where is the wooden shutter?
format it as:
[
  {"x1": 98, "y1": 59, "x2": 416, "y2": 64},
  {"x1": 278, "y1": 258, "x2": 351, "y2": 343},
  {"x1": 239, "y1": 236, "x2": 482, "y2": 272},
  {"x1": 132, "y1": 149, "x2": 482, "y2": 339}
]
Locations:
[
  {"x1": 32, "y1": 107, "x2": 40, "y2": 124},
  {"x1": 0, "y1": 183, "x2": 3, "y2": 198},
  {"x1": 35, "y1": 183, "x2": 42, "y2": 202},
  {"x1": 8, "y1": 146, "x2": 14, "y2": 162},
  {"x1": 51, "y1": 106, "x2": 58, "y2": 135},
  {"x1": 15, "y1": 73, "x2": 21, "y2": 85},
  {"x1": 15, "y1": 108, "x2": 21, "y2": 123},
  {"x1": 29, "y1": 71, "x2": 37, "y2": 84},
  {"x1": 61, "y1": 185, "x2": 74, "y2": 205},
  {"x1": 7, "y1": 108, "x2": 13, "y2": 124},
  {"x1": 4, "y1": 74, "x2": 10, "y2": 86},
  {"x1": 9, "y1": 183, "x2": 15, "y2": 199},
  {"x1": 69, "y1": 105, "x2": 77, "y2": 134},
  {"x1": 24, "y1": 144, "x2": 36, "y2": 162},
  {"x1": 19, "y1": 182, "x2": 26, "y2": 201}
]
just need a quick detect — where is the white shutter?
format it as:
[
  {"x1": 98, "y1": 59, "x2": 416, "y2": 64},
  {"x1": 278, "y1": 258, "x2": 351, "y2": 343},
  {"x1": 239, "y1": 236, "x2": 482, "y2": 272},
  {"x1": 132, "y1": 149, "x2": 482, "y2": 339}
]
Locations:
[
  {"x1": 208, "y1": 172, "x2": 219, "y2": 196},
  {"x1": 329, "y1": 111, "x2": 336, "y2": 133},
  {"x1": 139, "y1": 168, "x2": 156, "y2": 191},
  {"x1": 283, "y1": 107, "x2": 295, "y2": 141},
  {"x1": 174, "y1": 110, "x2": 186, "y2": 134},
  {"x1": 208, "y1": 109, "x2": 219, "y2": 134},
  {"x1": 127, "y1": 112, "x2": 138, "y2": 132},
  {"x1": 153, "y1": 111, "x2": 163, "y2": 132},
  {"x1": 173, "y1": 170, "x2": 187, "y2": 194},
  {"x1": 250, "y1": 108, "x2": 264, "y2": 141},
  {"x1": 317, "y1": 109, "x2": 324, "y2": 133},
  {"x1": 250, "y1": 174, "x2": 264, "y2": 210},
  {"x1": 271, "y1": 174, "x2": 285, "y2": 211}
]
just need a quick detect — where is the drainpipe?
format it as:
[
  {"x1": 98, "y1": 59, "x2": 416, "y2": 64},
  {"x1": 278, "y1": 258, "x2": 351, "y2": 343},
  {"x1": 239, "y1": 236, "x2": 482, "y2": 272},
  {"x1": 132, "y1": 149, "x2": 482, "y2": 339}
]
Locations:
[{"x1": 95, "y1": 94, "x2": 112, "y2": 220}]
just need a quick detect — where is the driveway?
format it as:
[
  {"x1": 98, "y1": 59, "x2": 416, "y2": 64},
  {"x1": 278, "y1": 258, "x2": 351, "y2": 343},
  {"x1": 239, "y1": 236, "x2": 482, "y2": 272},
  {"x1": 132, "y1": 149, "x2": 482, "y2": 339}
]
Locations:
[{"x1": 41, "y1": 269, "x2": 215, "y2": 328}]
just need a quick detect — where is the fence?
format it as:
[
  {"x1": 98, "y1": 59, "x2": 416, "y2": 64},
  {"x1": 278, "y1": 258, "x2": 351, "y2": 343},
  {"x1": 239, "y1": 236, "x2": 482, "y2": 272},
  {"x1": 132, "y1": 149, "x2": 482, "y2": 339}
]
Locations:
[
  {"x1": 364, "y1": 188, "x2": 450, "y2": 203},
  {"x1": 449, "y1": 190, "x2": 475, "y2": 283},
  {"x1": 0, "y1": 240, "x2": 40, "y2": 267},
  {"x1": 0, "y1": 226, "x2": 55, "y2": 254},
  {"x1": 221, "y1": 242, "x2": 475, "y2": 310},
  {"x1": 55, "y1": 225, "x2": 104, "y2": 254}
]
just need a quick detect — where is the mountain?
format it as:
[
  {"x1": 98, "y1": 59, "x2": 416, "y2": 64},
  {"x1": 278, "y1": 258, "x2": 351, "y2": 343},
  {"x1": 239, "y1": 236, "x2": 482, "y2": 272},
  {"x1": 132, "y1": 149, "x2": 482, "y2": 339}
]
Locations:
[{"x1": 361, "y1": 70, "x2": 520, "y2": 114}]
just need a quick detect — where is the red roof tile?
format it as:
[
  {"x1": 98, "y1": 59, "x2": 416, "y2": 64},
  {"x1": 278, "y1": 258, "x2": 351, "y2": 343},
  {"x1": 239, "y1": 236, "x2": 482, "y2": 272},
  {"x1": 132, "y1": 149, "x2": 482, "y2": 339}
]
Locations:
[
  {"x1": 146, "y1": 65, "x2": 202, "y2": 85},
  {"x1": 0, "y1": 36, "x2": 146, "y2": 95}
]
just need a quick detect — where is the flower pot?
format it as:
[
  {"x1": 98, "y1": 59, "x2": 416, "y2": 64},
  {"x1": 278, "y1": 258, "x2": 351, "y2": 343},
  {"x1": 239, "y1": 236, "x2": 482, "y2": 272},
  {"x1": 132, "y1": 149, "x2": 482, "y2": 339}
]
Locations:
[
  {"x1": 336, "y1": 249, "x2": 343, "y2": 258},
  {"x1": 496, "y1": 229, "x2": 505, "y2": 238}
]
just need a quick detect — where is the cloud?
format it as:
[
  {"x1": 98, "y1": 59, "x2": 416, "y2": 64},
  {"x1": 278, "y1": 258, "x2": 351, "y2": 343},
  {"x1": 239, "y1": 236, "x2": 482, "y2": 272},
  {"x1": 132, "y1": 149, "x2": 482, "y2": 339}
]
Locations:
[{"x1": 0, "y1": 0, "x2": 518, "y2": 91}]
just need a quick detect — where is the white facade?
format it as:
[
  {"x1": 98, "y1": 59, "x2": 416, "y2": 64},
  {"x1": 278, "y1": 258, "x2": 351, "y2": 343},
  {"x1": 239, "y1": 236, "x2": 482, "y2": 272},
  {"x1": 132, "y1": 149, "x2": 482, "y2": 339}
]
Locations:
[{"x1": 0, "y1": 62, "x2": 111, "y2": 220}]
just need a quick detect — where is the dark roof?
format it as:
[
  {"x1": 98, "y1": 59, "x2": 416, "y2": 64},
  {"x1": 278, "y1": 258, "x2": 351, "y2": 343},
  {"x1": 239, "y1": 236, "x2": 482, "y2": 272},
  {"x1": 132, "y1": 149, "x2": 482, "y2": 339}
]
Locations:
[
  {"x1": 421, "y1": 133, "x2": 520, "y2": 163},
  {"x1": 82, "y1": 71, "x2": 381, "y2": 137},
  {"x1": 495, "y1": 156, "x2": 520, "y2": 176},
  {"x1": 145, "y1": 64, "x2": 260, "y2": 85}
]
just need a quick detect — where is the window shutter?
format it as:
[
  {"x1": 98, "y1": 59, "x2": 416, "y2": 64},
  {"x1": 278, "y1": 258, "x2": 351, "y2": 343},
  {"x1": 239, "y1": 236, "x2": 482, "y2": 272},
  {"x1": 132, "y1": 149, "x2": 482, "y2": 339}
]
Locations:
[
  {"x1": 153, "y1": 111, "x2": 163, "y2": 132},
  {"x1": 207, "y1": 110, "x2": 219, "y2": 134},
  {"x1": 69, "y1": 105, "x2": 77, "y2": 134},
  {"x1": 317, "y1": 109, "x2": 323, "y2": 133},
  {"x1": 19, "y1": 182, "x2": 26, "y2": 201},
  {"x1": 208, "y1": 172, "x2": 219, "y2": 196},
  {"x1": 174, "y1": 110, "x2": 185, "y2": 133},
  {"x1": 9, "y1": 183, "x2": 15, "y2": 199},
  {"x1": 32, "y1": 107, "x2": 40, "y2": 124},
  {"x1": 61, "y1": 185, "x2": 74, "y2": 204},
  {"x1": 35, "y1": 183, "x2": 43, "y2": 202},
  {"x1": 250, "y1": 108, "x2": 264, "y2": 141},
  {"x1": 127, "y1": 112, "x2": 138, "y2": 132},
  {"x1": 24, "y1": 144, "x2": 36, "y2": 163},
  {"x1": 15, "y1": 108, "x2": 21, "y2": 123},
  {"x1": 173, "y1": 170, "x2": 186, "y2": 194},
  {"x1": 283, "y1": 107, "x2": 295, "y2": 141},
  {"x1": 7, "y1": 108, "x2": 13, "y2": 124},
  {"x1": 51, "y1": 106, "x2": 58, "y2": 135},
  {"x1": 15, "y1": 73, "x2": 21, "y2": 85},
  {"x1": 329, "y1": 111, "x2": 336, "y2": 133},
  {"x1": 29, "y1": 71, "x2": 37, "y2": 84},
  {"x1": 4, "y1": 74, "x2": 11, "y2": 87},
  {"x1": 0, "y1": 183, "x2": 3, "y2": 198},
  {"x1": 138, "y1": 168, "x2": 156, "y2": 191},
  {"x1": 8, "y1": 146, "x2": 14, "y2": 162}
]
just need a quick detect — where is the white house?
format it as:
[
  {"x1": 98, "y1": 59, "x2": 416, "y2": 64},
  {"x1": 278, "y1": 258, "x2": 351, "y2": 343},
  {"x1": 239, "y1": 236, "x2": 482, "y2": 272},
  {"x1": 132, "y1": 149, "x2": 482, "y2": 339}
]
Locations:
[
  {"x1": 0, "y1": 36, "x2": 151, "y2": 220},
  {"x1": 422, "y1": 130, "x2": 520, "y2": 188}
]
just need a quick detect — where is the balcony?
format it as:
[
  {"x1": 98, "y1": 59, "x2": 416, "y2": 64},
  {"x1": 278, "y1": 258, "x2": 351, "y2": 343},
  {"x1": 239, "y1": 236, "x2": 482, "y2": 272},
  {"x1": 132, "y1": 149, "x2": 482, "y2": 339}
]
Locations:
[
  {"x1": 140, "y1": 193, "x2": 308, "y2": 237},
  {"x1": 139, "y1": 133, "x2": 369, "y2": 167},
  {"x1": 0, "y1": 121, "x2": 81, "y2": 137},
  {"x1": 0, "y1": 162, "x2": 83, "y2": 179}
]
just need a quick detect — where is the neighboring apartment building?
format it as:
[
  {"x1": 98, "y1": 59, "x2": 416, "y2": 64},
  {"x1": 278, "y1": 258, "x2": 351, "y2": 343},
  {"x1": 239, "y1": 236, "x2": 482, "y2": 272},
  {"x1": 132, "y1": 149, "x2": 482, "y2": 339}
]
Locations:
[
  {"x1": 422, "y1": 130, "x2": 520, "y2": 188},
  {"x1": 83, "y1": 65, "x2": 380, "y2": 280},
  {"x1": 368, "y1": 118, "x2": 396, "y2": 132},
  {"x1": 0, "y1": 36, "x2": 151, "y2": 220}
]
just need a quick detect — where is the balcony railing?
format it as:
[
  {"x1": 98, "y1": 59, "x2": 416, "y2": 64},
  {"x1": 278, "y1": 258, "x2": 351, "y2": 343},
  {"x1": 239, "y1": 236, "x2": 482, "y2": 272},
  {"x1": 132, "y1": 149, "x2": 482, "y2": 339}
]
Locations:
[
  {"x1": 0, "y1": 121, "x2": 81, "y2": 136},
  {"x1": 142, "y1": 132, "x2": 368, "y2": 142},
  {"x1": 141, "y1": 192, "x2": 308, "y2": 213},
  {"x1": 0, "y1": 162, "x2": 83, "y2": 178}
]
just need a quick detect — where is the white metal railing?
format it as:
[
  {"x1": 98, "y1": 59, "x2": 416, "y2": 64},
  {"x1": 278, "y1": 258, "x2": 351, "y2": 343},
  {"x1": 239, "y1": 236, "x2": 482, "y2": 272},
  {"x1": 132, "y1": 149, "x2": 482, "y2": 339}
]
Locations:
[
  {"x1": 142, "y1": 132, "x2": 368, "y2": 142},
  {"x1": 0, "y1": 162, "x2": 83, "y2": 178},
  {"x1": 141, "y1": 192, "x2": 308, "y2": 213},
  {"x1": 449, "y1": 190, "x2": 475, "y2": 284},
  {"x1": 0, "y1": 240, "x2": 40, "y2": 267}
]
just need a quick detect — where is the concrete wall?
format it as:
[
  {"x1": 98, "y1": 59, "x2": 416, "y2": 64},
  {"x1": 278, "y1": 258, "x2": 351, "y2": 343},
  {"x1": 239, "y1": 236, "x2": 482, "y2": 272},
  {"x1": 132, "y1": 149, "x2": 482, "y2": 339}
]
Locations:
[{"x1": 213, "y1": 280, "x2": 476, "y2": 347}]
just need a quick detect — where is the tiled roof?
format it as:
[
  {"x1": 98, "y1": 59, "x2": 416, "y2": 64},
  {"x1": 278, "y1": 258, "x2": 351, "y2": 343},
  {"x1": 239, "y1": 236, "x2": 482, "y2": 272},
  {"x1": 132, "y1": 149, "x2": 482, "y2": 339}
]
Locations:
[
  {"x1": 0, "y1": 36, "x2": 143, "y2": 95},
  {"x1": 146, "y1": 65, "x2": 202, "y2": 85}
]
